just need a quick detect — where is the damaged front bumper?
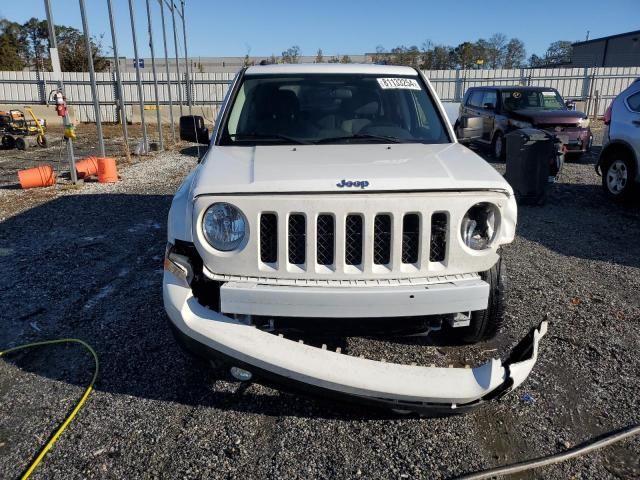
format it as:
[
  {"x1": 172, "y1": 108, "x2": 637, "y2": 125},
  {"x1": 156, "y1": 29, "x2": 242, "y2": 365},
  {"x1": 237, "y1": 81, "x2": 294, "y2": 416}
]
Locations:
[{"x1": 164, "y1": 270, "x2": 547, "y2": 415}]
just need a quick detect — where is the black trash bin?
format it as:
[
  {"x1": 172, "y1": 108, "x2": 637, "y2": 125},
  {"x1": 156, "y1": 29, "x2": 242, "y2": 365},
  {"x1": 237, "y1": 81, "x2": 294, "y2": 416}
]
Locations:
[{"x1": 505, "y1": 128, "x2": 562, "y2": 205}]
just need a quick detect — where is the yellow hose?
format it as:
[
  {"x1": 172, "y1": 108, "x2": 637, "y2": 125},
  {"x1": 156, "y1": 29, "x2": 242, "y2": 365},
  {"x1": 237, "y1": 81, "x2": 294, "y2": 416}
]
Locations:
[{"x1": 0, "y1": 339, "x2": 99, "y2": 480}]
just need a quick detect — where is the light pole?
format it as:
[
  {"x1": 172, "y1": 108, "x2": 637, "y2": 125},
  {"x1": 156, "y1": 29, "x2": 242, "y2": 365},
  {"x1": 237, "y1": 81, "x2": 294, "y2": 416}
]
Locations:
[
  {"x1": 146, "y1": 0, "x2": 163, "y2": 150},
  {"x1": 128, "y1": 0, "x2": 149, "y2": 153},
  {"x1": 159, "y1": 0, "x2": 176, "y2": 143},
  {"x1": 79, "y1": 0, "x2": 105, "y2": 157},
  {"x1": 106, "y1": 0, "x2": 129, "y2": 153},
  {"x1": 43, "y1": 0, "x2": 77, "y2": 184}
]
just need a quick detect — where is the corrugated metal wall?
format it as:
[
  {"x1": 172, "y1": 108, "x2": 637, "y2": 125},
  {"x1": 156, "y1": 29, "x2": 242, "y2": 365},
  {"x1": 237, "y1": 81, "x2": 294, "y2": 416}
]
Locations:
[{"x1": 0, "y1": 67, "x2": 637, "y2": 121}]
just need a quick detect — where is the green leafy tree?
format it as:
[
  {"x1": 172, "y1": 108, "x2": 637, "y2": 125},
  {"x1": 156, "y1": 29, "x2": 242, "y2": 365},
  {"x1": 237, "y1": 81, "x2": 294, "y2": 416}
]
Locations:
[
  {"x1": 340, "y1": 55, "x2": 352, "y2": 63},
  {"x1": 0, "y1": 19, "x2": 27, "y2": 70},
  {"x1": 328, "y1": 56, "x2": 340, "y2": 63},
  {"x1": 452, "y1": 42, "x2": 477, "y2": 69}
]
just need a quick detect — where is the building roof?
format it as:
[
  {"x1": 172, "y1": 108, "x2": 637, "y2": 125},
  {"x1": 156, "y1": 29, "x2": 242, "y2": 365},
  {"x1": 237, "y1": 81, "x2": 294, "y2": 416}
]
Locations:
[
  {"x1": 245, "y1": 63, "x2": 418, "y2": 76},
  {"x1": 572, "y1": 30, "x2": 640, "y2": 46}
]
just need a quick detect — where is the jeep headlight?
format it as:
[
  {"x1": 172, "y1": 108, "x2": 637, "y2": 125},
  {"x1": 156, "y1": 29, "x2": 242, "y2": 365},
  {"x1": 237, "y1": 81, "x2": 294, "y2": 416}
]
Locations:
[
  {"x1": 202, "y1": 203, "x2": 246, "y2": 251},
  {"x1": 461, "y1": 203, "x2": 499, "y2": 250},
  {"x1": 509, "y1": 119, "x2": 532, "y2": 129},
  {"x1": 578, "y1": 118, "x2": 590, "y2": 128}
]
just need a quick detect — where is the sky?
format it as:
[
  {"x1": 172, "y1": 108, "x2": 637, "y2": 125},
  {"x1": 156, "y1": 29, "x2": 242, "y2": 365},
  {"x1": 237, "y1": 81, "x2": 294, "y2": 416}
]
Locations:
[{"x1": 1, "y1": 0, "x2": 638, "y2": 60}]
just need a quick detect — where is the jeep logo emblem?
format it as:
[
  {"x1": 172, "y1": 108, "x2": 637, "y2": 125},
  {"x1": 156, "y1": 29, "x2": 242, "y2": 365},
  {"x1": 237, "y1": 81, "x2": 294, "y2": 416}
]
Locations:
[{"x1": 336, "y1": 179, "x2": 369, "y2": 189}]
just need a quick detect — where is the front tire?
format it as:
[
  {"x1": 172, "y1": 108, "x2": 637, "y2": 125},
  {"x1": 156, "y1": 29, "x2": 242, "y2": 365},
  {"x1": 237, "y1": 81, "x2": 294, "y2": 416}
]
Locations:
[
  {"x1": 602, "y1": 154, "x2": 636, "y2": 200},
  {"x1": 457, "y1": 258, "x2": 506, "y2": 344}
]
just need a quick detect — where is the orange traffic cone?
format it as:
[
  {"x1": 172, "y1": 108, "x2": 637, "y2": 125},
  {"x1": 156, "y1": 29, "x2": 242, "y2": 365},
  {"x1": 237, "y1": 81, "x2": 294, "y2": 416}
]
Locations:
[
  {"x1": 18, "y1": 165, "x2": 56, "y2": 189},
  {"x1": 97, "y1": 157, "x2": 119, "y2": 183},
  {"x1": 76, "y1": 156, "x2": 100, "y2": 178}
]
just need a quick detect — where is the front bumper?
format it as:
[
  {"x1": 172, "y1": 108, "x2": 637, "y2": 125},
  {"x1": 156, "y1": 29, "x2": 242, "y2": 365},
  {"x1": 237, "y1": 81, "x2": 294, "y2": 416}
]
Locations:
[
  {"x1": 164, "y1": 270, "x2": 547, "y2": 415},
  {"x1": 544, "y1": 127, "x2": 592, "y2": 153}
]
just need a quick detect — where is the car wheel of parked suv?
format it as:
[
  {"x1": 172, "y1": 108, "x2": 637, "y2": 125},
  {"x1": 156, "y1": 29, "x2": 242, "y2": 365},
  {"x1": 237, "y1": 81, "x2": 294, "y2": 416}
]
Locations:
[
  {"x1": 492, "y1": 132, "x2": 506, "y2": 161},
  {"x1": 602, "y1": 153, "x2": 636, "y2": 200}
]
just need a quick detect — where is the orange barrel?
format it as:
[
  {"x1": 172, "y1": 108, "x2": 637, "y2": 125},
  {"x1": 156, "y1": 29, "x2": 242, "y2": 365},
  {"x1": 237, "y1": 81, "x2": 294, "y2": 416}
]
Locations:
[
  {"x1": 18, "y1": 165, "x2": 56, "y2": 189},
  {"x1": 75, "y1": 156, "x2": 100, "y2": 178},
  {"x1": 97, "y1": 157, "x2": 119, "y2": 183}
]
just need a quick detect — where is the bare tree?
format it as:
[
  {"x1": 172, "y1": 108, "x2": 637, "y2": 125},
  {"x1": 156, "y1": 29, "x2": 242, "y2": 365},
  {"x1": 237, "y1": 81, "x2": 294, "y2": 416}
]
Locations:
[
  {"x1": 487, "y1": 33, "x2": 507, "y2": 68},
  {"x1": 315, "y1": 48, "x2": 324, "y2": 63},
  {"x1": 504, "y1": 38, "x2": 526, "y2": 68},
  {"x1": 340, "y1": 55, "x2": 352, "y2": 63},
  {"x1": 281, "y1": 45, "x2": 301, "y2": 64}
]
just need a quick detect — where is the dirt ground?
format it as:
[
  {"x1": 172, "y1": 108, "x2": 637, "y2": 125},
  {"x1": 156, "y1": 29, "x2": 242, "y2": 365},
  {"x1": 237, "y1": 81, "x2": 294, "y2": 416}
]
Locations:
[
  {"x1": 1, "y1": 127, "x2": 639, "y2": 479},
  {"x1": 0, "y1": 123, "x2": 178, "y2": 186}
]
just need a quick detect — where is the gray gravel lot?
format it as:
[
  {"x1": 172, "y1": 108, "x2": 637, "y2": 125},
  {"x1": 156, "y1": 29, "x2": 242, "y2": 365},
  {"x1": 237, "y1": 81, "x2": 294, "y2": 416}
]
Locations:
[{"x1": 1, "y1": 141, "x2": 639, "y2": 479}]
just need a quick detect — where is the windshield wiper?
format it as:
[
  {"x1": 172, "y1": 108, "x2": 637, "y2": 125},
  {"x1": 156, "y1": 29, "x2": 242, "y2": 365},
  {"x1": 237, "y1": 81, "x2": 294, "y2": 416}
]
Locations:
[
  {"x1": 314, "y1": 134, "x2": 407, "y2": 144},
  {"x1": 228, "y1": 133, "x2": 310, "y2": 145}
]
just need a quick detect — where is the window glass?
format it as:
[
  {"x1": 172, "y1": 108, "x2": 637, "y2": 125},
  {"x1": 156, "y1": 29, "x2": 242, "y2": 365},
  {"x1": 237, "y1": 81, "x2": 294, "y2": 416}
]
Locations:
[
  {"x1": 482, "y1": 90, "x2": 497, "y2": 108},
  {"x1": 501, "y1": 89, "x2": 566, "y2": 111},
  {"x1": 627, "y1": 92, "x2": 640, "y2": 112},
  {"x1": 221, "y1": 74, "x2": 450, "y2": 145},
  {"x1": 467, "y1": 90, "x2": 484, "y2": 108}
]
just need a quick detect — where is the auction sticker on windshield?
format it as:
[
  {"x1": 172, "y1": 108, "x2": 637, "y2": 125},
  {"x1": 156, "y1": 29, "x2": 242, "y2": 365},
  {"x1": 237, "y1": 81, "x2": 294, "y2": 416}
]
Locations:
[{"x1": 377, "y1": 78, "x2": 421, "y2": 90}]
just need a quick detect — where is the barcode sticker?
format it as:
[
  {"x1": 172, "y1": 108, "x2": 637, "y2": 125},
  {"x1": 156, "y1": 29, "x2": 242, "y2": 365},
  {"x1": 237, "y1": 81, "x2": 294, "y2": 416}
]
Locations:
[{"x1": 376, "y1": 78, "x2": 421, "y2": 90}]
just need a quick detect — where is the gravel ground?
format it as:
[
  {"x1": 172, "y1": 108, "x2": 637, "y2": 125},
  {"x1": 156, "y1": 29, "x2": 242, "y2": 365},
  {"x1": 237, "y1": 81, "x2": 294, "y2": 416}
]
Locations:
[{"x1": 1, "y1": 136, "x2": 639, "y2": 479}]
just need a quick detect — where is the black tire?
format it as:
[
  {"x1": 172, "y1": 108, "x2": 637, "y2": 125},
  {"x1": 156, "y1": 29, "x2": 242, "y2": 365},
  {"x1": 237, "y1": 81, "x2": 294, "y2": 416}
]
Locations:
[
  {"x1": 15, "y1": 137, "x2": 26, "y2": 150},
  {"x1": 1, "y1": 134, "x2": 15, "y2": 150},
  {"x1": 492, "y1": 131, "x2": 506, "y2": 161},
  {"x1": 457, "y1": 258, "x2": 506, "y2": 344},
  {"x1": 601, "y1": 151, "x2": 636, "y2": 201}
]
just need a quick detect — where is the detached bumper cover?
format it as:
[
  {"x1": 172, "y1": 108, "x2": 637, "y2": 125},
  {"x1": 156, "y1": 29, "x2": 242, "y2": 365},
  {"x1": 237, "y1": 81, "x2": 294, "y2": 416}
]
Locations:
[{"x1": 164, "y1": 272, "x2": 547, "y2": 414}]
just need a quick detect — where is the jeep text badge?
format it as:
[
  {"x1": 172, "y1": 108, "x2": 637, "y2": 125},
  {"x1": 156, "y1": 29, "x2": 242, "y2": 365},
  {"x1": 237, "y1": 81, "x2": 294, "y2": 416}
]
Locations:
[{"x1": 336, "y1": 179, "x2": 370, "y2": 189}]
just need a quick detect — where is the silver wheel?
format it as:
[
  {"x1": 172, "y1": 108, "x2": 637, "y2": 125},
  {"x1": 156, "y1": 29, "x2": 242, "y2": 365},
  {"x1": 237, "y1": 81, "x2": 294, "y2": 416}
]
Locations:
[{"x1": 606, "y1": 159, "x2": 628, "y2": 195}]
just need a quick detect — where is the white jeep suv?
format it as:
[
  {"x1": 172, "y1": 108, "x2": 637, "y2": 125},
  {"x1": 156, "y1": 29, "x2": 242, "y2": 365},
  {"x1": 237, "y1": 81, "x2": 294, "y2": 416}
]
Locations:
[{"x1": 163, "y1": 64, "x2": 546, "y2": 415}]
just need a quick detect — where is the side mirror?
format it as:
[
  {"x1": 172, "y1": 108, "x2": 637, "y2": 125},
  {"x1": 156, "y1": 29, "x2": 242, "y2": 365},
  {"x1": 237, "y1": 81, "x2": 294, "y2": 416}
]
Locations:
[
  {"x1": 483, "y1": 102, "x2": 495, "y2": 110},
  {"x1": 179, "y1": 115, "x2": 209, "y2": 144},
  {"x1": 565, "y1": 100, "x2": 576, "y2": 110}
]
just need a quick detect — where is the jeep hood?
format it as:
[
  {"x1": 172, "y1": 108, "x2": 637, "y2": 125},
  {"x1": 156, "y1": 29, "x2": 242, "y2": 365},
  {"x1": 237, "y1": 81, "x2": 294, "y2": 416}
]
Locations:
[{"x1": 192, "y1": 143, "x2": 512, "y2": 196}]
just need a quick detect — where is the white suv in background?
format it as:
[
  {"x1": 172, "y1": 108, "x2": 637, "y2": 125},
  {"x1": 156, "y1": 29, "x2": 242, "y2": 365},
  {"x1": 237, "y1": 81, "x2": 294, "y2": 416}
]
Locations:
[{"x1": 597, "y1": 79, "x2": 640, "y2": 199}]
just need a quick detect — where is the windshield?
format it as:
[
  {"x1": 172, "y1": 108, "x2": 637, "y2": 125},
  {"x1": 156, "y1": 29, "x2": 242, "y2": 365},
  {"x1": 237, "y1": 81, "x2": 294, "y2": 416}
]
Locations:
[
  {"x1": 220, "y1": 74, "x2": 450, "y2": 145},
  {"x1": 501, "y1": 89, "x2": 566, "y2": 112}
]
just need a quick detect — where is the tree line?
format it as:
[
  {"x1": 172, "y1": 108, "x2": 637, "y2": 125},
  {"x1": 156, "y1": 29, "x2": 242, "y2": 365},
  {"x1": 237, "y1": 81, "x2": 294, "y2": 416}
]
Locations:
[
  {"x1": 0, "y1": 17, "x2": 109, "y2": 72},
  {"x1": 263, "y1": 35, "x2": 574, "y2": 70}
]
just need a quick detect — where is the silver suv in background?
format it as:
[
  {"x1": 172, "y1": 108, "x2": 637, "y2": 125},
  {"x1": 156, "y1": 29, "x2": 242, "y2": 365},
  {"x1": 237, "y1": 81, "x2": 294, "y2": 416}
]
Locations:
[{"x1": 597, "y1": 79, "x2": 640, "y2": 200}]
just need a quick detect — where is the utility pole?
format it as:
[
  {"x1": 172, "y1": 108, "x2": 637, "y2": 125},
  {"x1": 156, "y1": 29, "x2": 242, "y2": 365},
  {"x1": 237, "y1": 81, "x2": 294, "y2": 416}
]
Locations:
[
  {"x1": 79, "y1": 0, "x2": 105, "y2": 157},
  {"x1": 146, "y1": 0, "x2": 164, "y2": 150},
  {"x1": 128, "y1": 0, "x2": 149, "y2": 153},
  {"x1": 159, "y1": 0, "x2": 176, "y2": 143},
  {"x1": 43, "y1": 0, "x2": 77, "y2": 184},
  {"x1": 169, "y1": 1, "x2": 183, "y2": 116},
  {"x1": 106, "y1": 0, "x2": 129, "y2": 153},
  {"x1": 180, "y1": 1, "x2": 192, "y2": 115}
]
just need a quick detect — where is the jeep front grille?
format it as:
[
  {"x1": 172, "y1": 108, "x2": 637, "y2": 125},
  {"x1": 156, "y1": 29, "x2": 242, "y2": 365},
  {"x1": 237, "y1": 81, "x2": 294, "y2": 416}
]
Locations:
[{"x1": 259, "y1": 211, "x2": 448, "y2": 270}]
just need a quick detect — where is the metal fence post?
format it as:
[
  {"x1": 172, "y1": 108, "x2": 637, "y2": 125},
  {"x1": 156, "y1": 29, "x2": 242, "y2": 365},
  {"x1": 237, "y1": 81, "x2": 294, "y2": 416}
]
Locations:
[
  {"x1": 169, "y1": 1, "x2": 184, "y2": 116},
  {"x1": 146, "y1": 0, "x2": 163, "y2": 151},
  {"x1": 159, "y1": 0, "x2": 176, "y2": 143},
  {"x1": 44, "y1": 0, "x2": 77, "y2": 184},
  {"x1": 454, "y1": 69, "x2": 462, "y2": 102},
  {"x1": 79, "y1": 0, "x2": 105, "y2": 157},
  {"x1": 106, "y1": 0, "x2": 129, "y2": 153},
  {"x1": 128, "y1": 0, "x2": 149, "y2": 154},
  {"x1": 180, "y1": 0, "x2": 193, "y2": 115}
]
